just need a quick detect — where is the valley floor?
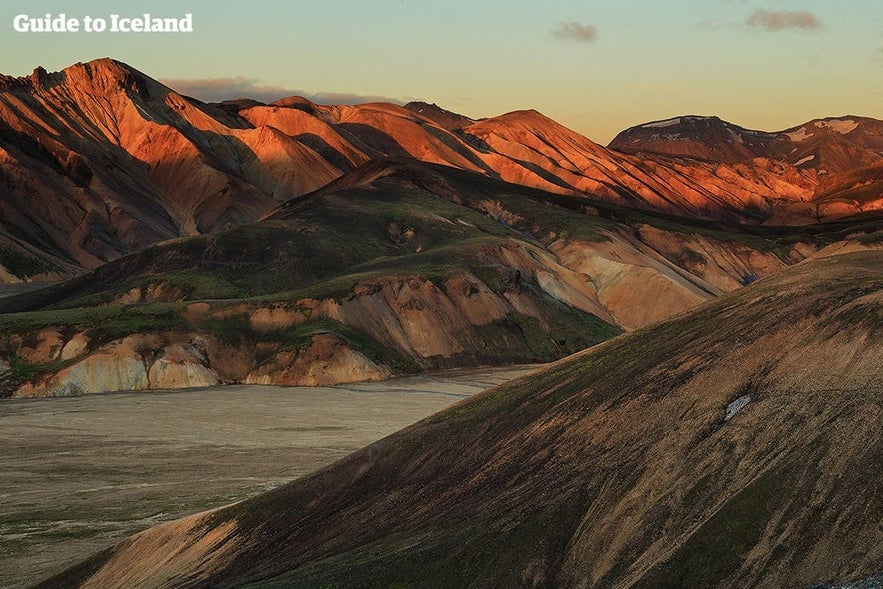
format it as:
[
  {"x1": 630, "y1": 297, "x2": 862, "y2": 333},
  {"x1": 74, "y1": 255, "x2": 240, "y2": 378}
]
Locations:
[{"x1": 0, "y1": 365, "x2": 538, "y2": 589}]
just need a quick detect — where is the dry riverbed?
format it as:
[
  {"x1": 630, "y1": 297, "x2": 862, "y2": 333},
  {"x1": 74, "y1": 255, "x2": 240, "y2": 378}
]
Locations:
[{"x1": 0, "y1": 365, "x2": 538, "y2": 589}]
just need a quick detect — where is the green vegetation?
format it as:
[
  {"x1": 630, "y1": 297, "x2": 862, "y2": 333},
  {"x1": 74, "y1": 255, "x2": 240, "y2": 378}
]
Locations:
[
  {"x1": 4, "y1": 358, "x2": 41, "y2": 380},
  {"x1": 0, "y1": 246, "x2": 59, "y2": 279},
  {"x1": 635, "y1": 467, "x2": 788, "y2": 588},
  {"x1": 0, "y1": 303, "x2": 186, "y2": 341},
  {"x1": 0, "y1": 357, "x2": 76, "y2": 397}
]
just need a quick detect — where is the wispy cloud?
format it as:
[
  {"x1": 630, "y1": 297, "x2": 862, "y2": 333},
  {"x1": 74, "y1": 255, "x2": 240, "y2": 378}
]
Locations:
[
  {"x1": 746, "y1": 9, "x2": 822, "y2": 32},
  {"x1": 551, "y1": 21, "x2": 598, "y2": 43},
  {"x1": 160, "y1": 77, "x2": 402, "y2": 105}
]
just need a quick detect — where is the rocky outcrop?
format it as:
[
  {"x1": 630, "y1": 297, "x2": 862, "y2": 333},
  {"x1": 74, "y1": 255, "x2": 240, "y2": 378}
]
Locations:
[
  {"x1": 245, "y1": 333, "x2": 390, "y2": 386},
  {"x1": 2, "y1": 264, "x2": 621, "y2": 397},
  {"x1": 12, "y1": 336, "x2": 219, "y2": 398}
]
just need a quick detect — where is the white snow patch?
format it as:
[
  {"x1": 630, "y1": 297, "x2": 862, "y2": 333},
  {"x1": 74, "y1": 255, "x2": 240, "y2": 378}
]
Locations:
[
  {"x1": 642, "y1": 117, "x2": 681, "y2": 129},
  {"x1": 794, "y1": 154, "x2": 815, "y2": 166},
  {"x1": 815, "y1": 119, "x2": 858, "y2": 134},
  {"x1": 785, "y1": 127, "x2": 811, "y2": 142},
  {"x1": 725, "y1": 395, "x2": 751, "y2": 421}
]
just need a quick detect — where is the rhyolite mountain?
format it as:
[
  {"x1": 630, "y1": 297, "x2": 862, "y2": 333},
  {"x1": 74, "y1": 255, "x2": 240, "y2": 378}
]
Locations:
[
  {"x1": 38, "y1": 251, "x2": 883, "y2": 588},
  {"x1": 3, "y1": 156, "x2": 881, "y2": 398},
  {"x1": 2, "y1": 58, "x2": 882, "y2": 283},
  {"x1": 2, "y1": 58, "x2": 883, "y2": 398}
]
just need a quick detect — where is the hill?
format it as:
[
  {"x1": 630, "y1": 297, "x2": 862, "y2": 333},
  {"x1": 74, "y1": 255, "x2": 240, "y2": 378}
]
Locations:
[
  {"x1": 6, "y1": 159, "x2": 881, "y2": 398},
  {"x1": 39, "y1": 250, "x2": 883, "y2": 588}
]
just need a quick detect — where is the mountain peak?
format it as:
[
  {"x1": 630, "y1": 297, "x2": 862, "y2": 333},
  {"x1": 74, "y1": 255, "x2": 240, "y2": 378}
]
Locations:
[
  {"x1": 780, "y1": 116, "x2": 870, "y2": 141},
  {"x1": 403, "y1": 101, "x2": 474, "y2": 130},
  {"x1": 609, "y1": 115, "x2": 781, "y2": 162},
  {"x1": 60, "y1": 58, "x2": 152, "y2": 96}
]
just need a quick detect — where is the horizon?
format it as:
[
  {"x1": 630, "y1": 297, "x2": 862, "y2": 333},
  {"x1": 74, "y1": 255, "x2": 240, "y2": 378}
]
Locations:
[
  {"x1": 4, "y1": 56, "x2": 879, "y2": 145},
  {"x1": 1, "y1": 1, "x2": 880, "y2": 143}
]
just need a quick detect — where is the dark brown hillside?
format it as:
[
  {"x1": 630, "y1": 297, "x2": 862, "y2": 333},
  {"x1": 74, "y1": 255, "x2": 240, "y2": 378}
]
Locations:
[{"x1": 40, "y1": 251, "x2": 883, "y2": 589}]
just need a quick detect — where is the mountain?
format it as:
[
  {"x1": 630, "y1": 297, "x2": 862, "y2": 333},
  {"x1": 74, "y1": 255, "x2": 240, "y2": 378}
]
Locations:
[
  {"x1": 3, "y1": 155, "x2": 882, "y2": 397},
  {"x1": 610, "y1": 115, "x2": 883, "y2": 223},
  {"x1": 0, "y1": 59, "x2": 332, "y2": 280},
  {"x1": 403, "y1": 101, "x2": 476, "y2": 130},
  {"x1": 2, "y1": 59, "x2": 882, "y2": 284},
  {"x1": 38, "y1": 250, "x2": 883, "y2": 588},
  {"x1": 610, "y1": 115, "x2": 883, "y2": 171},
  {"x1": 609, "y1": 115, "x2": 785, "y2": 163},
  {"x1": 2, "y1": 59, "x2": 882, "y2": 398},
  {"x1": 14, "y1": 158, "x2": 869, "y2": 398}
]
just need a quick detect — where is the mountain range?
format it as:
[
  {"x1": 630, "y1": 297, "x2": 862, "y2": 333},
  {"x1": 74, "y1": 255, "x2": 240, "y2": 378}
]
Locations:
[
  {"x1": 1, "y1": 59, "x2": 882, "y2": 398},
  {"x1": 1, "y1": 59, "x2": 881, "y2": 284},
  {"x1": 2, "y1": 58, "x2": 881, "y2": 588}
]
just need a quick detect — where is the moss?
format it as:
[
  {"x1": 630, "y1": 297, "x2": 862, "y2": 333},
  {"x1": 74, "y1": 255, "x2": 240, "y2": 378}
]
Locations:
[
  {"x1": 0, "y1": 303, "x2": 186, "y2": 340},
  {"x1": 4, "y1": 358, "x2": 42, "y2": 380},
  {"x1": 88, "y1": 307, "x2": 187, "y2": 342},
  {"x1": 634, "y1": 466, "x2": 789, "y2": 588},
  {"x1": 0, "y1": 357, "x2": 77, "y2": 397},
  {"x1": 856, "y1": 231, "x2": 883, "y2": 245},
  {"x1": 0, "y1": 247, "x2": 58, "y2": 278}
]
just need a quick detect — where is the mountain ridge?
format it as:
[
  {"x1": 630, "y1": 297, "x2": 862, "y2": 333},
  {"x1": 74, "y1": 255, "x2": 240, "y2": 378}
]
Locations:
[{"x1": 2, "y1": 58, "x2": 881, "y2": 283}]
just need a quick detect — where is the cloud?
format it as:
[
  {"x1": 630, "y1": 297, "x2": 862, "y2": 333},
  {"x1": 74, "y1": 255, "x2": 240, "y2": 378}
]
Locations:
[
  {"x1": 746, "y1": 9, "x2": 822, "y2": 32},
  {"x1": 551, "y1": 21, "x2": 598, "y2": 43},
  {"x1": 159, "y1": 77, "x2": 402, "y2": 105}
]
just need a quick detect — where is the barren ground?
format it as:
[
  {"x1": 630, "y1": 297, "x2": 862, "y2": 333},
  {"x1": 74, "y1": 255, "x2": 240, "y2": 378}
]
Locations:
[{"x1": 0, "y1": 365, "x2": 537, "y2": 589}]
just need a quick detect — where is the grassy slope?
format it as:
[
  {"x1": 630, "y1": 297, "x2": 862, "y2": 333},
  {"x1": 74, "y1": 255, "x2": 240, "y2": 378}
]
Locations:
[
  {"x1": 2, "y1": 161, "x2": 880, "y2": 397},
  {"x1": 5, "y1": 161, "x2": 881, "y2": 316},
  {"x1": 39, "y1": 251, "x2": 882, "y2": 589}
]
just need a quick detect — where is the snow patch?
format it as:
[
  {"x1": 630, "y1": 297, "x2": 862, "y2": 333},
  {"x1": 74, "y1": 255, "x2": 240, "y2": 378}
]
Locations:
[
  {"x1": 785, "y1": 127, "x2": 810, "y2": 142},
  {"x1": 642, "y1": 117, "x2": 681, "y2": 129},
  {"x1": 794, "y1": 154, "x2": 815, "y2": 166},
  {"x1": 725, "y1": 395, "x2": 751, "y2": 421},
  {"x1": 815, "y1": 119, "x2": 858, "y2": 134}
]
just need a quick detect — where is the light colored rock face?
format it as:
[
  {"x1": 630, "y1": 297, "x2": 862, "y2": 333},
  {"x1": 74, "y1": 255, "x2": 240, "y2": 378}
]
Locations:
[
  {"x1": 443, "y1": 275, "x2": 509, "y2": 326},
  {"x1": 248, "y1": 305, "x2": 307, "y2": 332},
  {"x1": 148, "y1": 345, "x2": 219, "y2": 389},
  {"x1": 245, "y1": 333, "x2": 390, "y2": 387},
  {"x1": 13, "y1": 337, "x2": 219, "y2": 398},
  {"x1": 491, "y1": 236, "x2": 713, "y2": 331},
  {"x1": 333, "y1": 278, "x2": 477, "y2": 359},
  {"x1": 16, "y1": 345, "x2": 148, "y2": 398},
  {"x1": 28, "y1": 328, "x2": 65, "y2": 363},
  {"x1": 60, "y1": 332, "x2": 89, "y2": 361},
  {"x1": 633, "y1": 223, "x2": 791, "y2": 292}
]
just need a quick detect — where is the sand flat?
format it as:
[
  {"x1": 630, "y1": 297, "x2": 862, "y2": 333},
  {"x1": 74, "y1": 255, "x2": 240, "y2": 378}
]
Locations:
[{"x1": 0, "y1": 365, "x2": 538, "y2": 589}]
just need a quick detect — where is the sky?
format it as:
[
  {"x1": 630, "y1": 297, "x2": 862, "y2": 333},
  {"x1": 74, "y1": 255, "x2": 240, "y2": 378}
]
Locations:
[{"x1": 1, "y1": 0, "x2": 882, "y2": 143}]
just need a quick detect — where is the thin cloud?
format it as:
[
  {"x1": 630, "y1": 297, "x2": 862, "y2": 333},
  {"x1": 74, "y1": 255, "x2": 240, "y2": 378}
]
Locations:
[
  {"x1": 747, "y1": 9, "x2": 822, "y2": 32},
  {"x1": 160, "y1": 77, "x2": 402, "y2": 105},
  {"x1": 552, "y1": 21, "x2": 598, "y2": 43}
]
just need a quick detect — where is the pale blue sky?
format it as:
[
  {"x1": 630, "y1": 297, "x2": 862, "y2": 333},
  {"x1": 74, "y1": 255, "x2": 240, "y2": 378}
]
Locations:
[{"x1": 1, "y1": 0, "x2": 881, "y2": 142}]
